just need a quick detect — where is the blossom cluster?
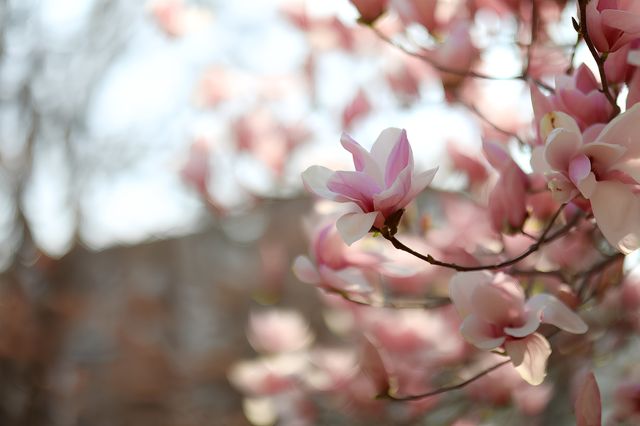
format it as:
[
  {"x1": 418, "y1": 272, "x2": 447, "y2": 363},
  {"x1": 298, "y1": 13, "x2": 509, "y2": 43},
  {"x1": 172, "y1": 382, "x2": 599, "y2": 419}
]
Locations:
[{"x1": 225, "y1": 0, "x2": 640, "y2": 424}]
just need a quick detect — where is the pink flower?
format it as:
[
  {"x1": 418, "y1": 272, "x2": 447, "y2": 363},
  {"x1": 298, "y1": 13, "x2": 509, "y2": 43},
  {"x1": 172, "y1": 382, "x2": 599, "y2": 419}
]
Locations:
[
  {"x1": 247, "y1": 310, "x2": 314, "y2": 354},
  {"x1": 449, "y1": 271, "x2": 588, "y2": 385},
  {"x1": 301, "y1": 128, "x2": 438, "y2": 245},
  {"x1": 425, "y1": 21, "x2": 479, "y2": 88},
  {"x1": 532, "y1": 105, "x2": 640, "y2": 253},
  {"x1": 483, "y1": 141, "x2": 529, "y2": 233},
  {"x1": 530, "y1": 64, "x2": 613, "y2": 133},
  {"x1": 349, "y1": 0, "x2": 389, "y2": 24},
  {"x1": 586, "y1": 0, "x2": 640, "y2": 53},
  {"x1": 180, "y1": 136, "x2": 211, "y2": 194}
]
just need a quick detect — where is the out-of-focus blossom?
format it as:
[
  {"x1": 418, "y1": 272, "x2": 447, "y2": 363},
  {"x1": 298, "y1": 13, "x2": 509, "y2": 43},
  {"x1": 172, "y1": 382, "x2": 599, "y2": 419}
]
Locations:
[
  {"x1": 586, "y1": 0, "x2": 640, "y2": 53},
  {"x1": 292, "y1": 222, "x2": 381, "y2": 294},
  {"x1": 302, "y1": 128, "x2": 438, "y2": 245},
  {"x1": 530, "y1": 64, "x2": 613, "y2": 133},
  {"x1": 228, "y1": 355, "x2": 306, "y2": 396},
  {"x1": 447, "y1": 142, "x2": 489, "y2": 187},
  {"x1": 532, "y1": 106, "x2": 640, "y2": 253},
  {"x1": 526, "y1": 44, "x2": 572, "y2": 81},
  {"x1": 627, "y1": 68, "x2": 640, "y2": 108},
  {"x1": 342, "y1": 89, "x2": 371, "y2": 129},
  {"x1": 180, "y1": 136, "x2": 212, "y2": 195},
  {"x1": 424, "y1": 21, "x2": 479, "y2": 90},
  {"x1": 467, "y1": 353, "x2": 553, "y2": 414},
  {"x1": 350, "y1": 0, "x2": 389, "y2": 24},
  {"x1": 247, "y1": 309, "x2": 314, "y2": 354},
  {"x1": 449, "y1": 271, "x2": 588, "y2": 384},
  {"x1": 613, "y1": 380, "x2": 640, "y2": 423},
  {"x1": 146, "y1": 0, "x2": 212, "y2": 37},
  {"x1": 575, "y1": 372, "x2": 601, "y2": 426},
  {"x1": 483, "y1": 141, "x2": 529, "y2": 233}
]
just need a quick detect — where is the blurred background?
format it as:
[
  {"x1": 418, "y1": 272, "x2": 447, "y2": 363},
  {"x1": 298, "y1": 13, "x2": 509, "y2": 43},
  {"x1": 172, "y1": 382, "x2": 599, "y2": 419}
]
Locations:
[{"x1": 0, "y1": 0, "x2": 583, "y2": 424}]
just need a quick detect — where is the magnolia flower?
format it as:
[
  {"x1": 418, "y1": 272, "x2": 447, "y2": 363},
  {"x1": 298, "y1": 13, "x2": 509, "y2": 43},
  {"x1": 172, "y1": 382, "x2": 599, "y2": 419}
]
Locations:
[
  {"x1": 530, "y1": 64, "x2": 613, "y2": 133},
  {"x1": 532, "y1": 105, "x2": 640, "y2": 253},
  {"x1": 586, "y1": 0, "x2": 640, "y2": 53},
  {"x1": 483, "y1": 141, "x2": 529, "y2": 233},
  {"x1": 302, "y1": 128, "x2": 438, "y2": 245},
  {"x1": 449, "y1": 271, "x2": 588, "y2": 385}
]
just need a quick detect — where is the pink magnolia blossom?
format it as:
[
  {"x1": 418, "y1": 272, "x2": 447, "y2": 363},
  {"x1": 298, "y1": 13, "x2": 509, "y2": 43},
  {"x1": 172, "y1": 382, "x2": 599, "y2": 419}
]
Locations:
[
  {"x1": 247, "y1": 309, "x2": 314, "y2": 354},
  {"x1": 449, "y1": 271, "x2": 588, "y2": 385},
  {"x1": 425, "y1": 21, "x2": 479, "y2": 89},
  {"x1": 301, "y1": 128, "x2": 438, "y2": 245},
  {"x1": 530, "y1": 64, "x2": 613, "y2": 133},
  {"x1": 342, "y1": 89, "x2": 371, "y2": 129},
  {"x1": 532, "y1": 105, "x2": 640, "y2": 253},
  {"x1": 586, "y1": 0, "x2": 640, "y2": 53},
  {"x1": 483, "y1": 141, "x2": 529, "y2": 233},
  {"x1": 179, "y1": 136, "x2": 211, "y2": 194}
]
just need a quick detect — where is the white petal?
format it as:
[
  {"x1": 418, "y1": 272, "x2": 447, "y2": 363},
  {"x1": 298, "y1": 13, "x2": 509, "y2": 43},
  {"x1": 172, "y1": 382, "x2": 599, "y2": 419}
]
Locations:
[
  {"x1": 292, "y1": 256, "x2": 320, "y2": 284},
  {"x1": 301, "y1": 166, "x2": 341, "y2": 201},
  {"x1": 505, "y1": 333, "x2": 551, "y2": 386},
  {"x1": 336, "y1": 212, "x2": 379, "y2": 246},
  {"x1": 590, "y1": 181, "x2": 640, "y2": 254},
  {"x1": 449, "y1": 271, "x2": 493, "y2": 318},
  {"x1": 370, "y1": 128, "x2": 404, "y2": 168},
  {"x1": 526, "y1": 293, "x2": 588, "y2": 334},
  {"x1": 460, "y1": 315, "x2": 505, "y2": 350}
]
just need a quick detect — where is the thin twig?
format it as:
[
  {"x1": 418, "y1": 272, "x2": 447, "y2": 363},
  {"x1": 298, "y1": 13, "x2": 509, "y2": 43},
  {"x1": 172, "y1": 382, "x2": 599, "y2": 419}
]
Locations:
[
  {"x1": 577, "y1": 0, "x2": 620, "y2": 116},
  {"x1": 369, "y1": 25, "x2": 555, "y2": 92},
  {"x1": 380, "y1": 204, "x2": 579, "y2": 273},
  {"x1": 379, "y1": 360, "x2": 511, "y2": 401},
  {"x1": 468, "y1": 103, "x2": 526, "y2": 145},
  {"x1": 326, "y1": 288, "x2": 451, "y2": 309}
]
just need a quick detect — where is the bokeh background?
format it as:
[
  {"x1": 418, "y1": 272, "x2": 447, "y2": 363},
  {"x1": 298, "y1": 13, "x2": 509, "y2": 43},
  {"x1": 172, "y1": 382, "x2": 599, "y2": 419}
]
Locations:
[{"x1": 0, "y1": 0, "x2": 597, "y2": 424}]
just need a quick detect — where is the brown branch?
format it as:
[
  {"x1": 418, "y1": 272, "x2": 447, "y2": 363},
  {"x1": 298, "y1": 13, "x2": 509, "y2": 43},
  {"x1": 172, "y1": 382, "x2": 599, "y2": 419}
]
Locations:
[
  {"x1": 467, "y1": 103, "x2": 526, "y2": 145},
  {"x1": 325, "y1": 288, "x2": 450, "y2": 309},
  {"x1": 577, "y1": 0, "x2": 620, "y2": 116},
  {"x1": 379, "y1": 359, "x2": 511, "y2": 401},
  {"x1": 369, "y1": 25, "x2": 555, "y2": 92},
  {"x1": 379, "y1": 204, "x2": 580, "y2": 273}
]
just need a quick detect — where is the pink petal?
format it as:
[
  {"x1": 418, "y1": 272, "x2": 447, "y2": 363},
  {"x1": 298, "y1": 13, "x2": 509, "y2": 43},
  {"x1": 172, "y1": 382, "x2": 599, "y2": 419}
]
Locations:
[
  {"x1": 525, "y1": 294, "x2": 588, "y2": 334},
  {"x1": 292, "y1": 256, "x2": 320, "y2": 284},
  {"x1": 569, "y1": 154, "x2": 592, "y2": 185},
  {"x1": 318, "y1": 265, "x2": 374, "y2": 293},
  {"x1": 336, "y1": 211, "x2": 379, "y2": 246},
  {"x1": 327, "y1": 171, "x2": 381, "y2": 211},
  {"x1": 370, "y1": 128, "x2": 405, "y2": 169},
  {"x1": 373, "y1": 166, "x2": 412, "y2": 215},
  {"x1": 601, "y1": 9, "x2": 640, "y2": 33},
  {"x1": 340, "y1": 133, "x2": 383, "y2": 184},
  {"x1": 505, "y1": 333, "x2": 551, "y2": 385},
  {"x1": 544, "y1": 128, "x2": 582, "y2": 172},
  {"x1": 575, "y1": 372, "x2": 601, "y2": 426},
  {"x1": 530, "y1": 83, "x2": 554, "y2": 137},
  {"x1": 472, "y1": 279, "x2": 526, "y2": 327},
  {"x1": 504, "y1": 311, "x2": 541, "y2": 338},
  {"x1": 460, "y1": 315, "x2": 506, "y2": 350},
  {"x1": 482, "y1": 140, "x2": 511, "y2": 170},
  {"x1": 596, "y1": 103, "x2": 640, "y2": 155},
  {"x1": 384, "y1": 129, "x2": 413, "y2": 186},
  {"x1": 402, "y1": 166, "x2": 438, "y2": 204},
  {"x1": 580, "y1": 142, "x2": 626, "y2": 169},
  {"x1": 590, "y1": 180, "x2": 640, "y2": 253},
  {"x1": 449, "y1": 271, "x2": 494, "y2": 318}
]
